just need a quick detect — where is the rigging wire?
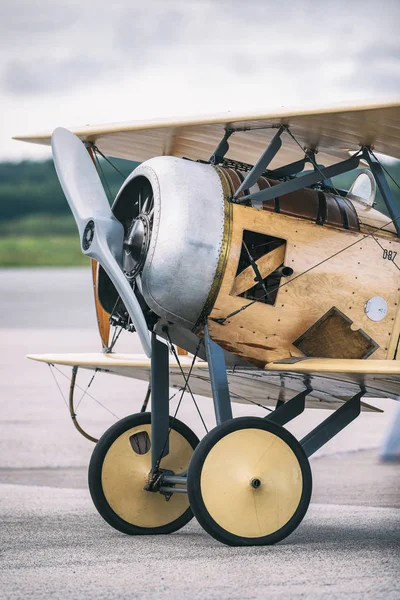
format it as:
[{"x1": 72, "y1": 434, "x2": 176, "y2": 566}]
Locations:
[
  {"x1": 168, "y1": 387, "x2": 185, "y2": 403},
  {"x1": 164, "y1": 331, "x2": 208, "y2": 434},
  {"x1": 154, "y1": 342, "x2": 202, "y2": 470},
  {"x1": 370, "y1": 150, "x2": 400, "y2": 192},
  {"x1": 229, "y1": 390, "x2": 273, "y2": 413},
  {"x1": 345, "y1": 149, "x2": 400, "y2": 271},
  {"x1": 48, "y1": 364, "x2": 69, "y2": 409},
  {"x1": 364, "y1": 151, "x2": 400, "y2": 270},
  {"x1": 50, "y1": 364, "x2": 120, "y2": 420},
  {"x1": 93, "y1": 145, "x2": 127, "y2": 179},
  {"x1": 75, "y1": 369, "x2": 98, "y2": 411},
  {"x1": 50, "y1": 363, "x2": 185, "y2": 439},
  {"x1": 364, "y1": 224, "x2": 400, "y2": 272},
  {"x1": 282, "y1": 125, "x2": 350, "y2": 200},
  {"x1": 108, "y1": 326, "x2": 124, "y2": 352},
  {"x1": 93, "y1": 150, "x2": 113, "y2": 202},
  {"x1": 105, "y1": 293, "x2": 130, "y2": 352}
]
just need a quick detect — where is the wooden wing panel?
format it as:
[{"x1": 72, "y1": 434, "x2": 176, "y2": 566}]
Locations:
[
  {"x1": 14, "y1": 99, "x2": 400, "y2": 167},
  {"x1": 27, "y1": 353, "x2": 399, "y2": 411}
]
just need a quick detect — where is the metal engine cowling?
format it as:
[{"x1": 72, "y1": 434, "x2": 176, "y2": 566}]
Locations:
[{"x1": 112, "y1": 156, "x2": 228, "y2": 329}]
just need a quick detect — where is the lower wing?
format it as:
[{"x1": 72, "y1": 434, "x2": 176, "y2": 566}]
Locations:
[{"x1": 27, "y1": 353, "x2": 400, "y2": 412}]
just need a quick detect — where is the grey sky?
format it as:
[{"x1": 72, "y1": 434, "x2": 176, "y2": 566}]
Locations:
[{"x1": 1, "y1": 0, "x2": 400, "y2": 160}]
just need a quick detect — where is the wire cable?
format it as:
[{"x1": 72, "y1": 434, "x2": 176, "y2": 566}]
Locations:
[
  {"x1": 50, "y1": 364, "x2": 120, "y2": 420},
  {"x1": 370, "y1": 150, "x2": 400, "y2": 192},
  {"x1": 283, "y1": 125, "x2": 351, "y2": 200},
  {"x1": 93, "y1": 145, "x2": 126, "y2": 179},
  {"x1": 165, "y1": 332, "x2": 208, "y2": 434},
  {"x1": 93, "y1": 150, "x2": 113, "y2": 202},
  {"x1": 75, "y1": 369, "x2": 98, "y2": 410},
  {"x1": 154, "y1": 341, "x2": 202, "y2": 470},
  {"x1": 48, "y1": 364, "x2": 69, "y2": 409}
]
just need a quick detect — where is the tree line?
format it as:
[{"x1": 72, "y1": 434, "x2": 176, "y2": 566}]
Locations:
[
  {"x1": 1, "y1": 156, "x2": 399, "y2": 225},
  {"x1": 0, "y1": 157, "x2": 137, "y2": 222}
]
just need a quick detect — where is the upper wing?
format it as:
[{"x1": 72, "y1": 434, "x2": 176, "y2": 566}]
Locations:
[
  {"x1": 14, "y1": 99, "x2": 400, "y2": 169},
  {"x1": 28, "y1": 352, "x2": 400, "y2": 412}
]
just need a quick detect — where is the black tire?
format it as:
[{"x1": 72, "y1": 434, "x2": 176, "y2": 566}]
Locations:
[
  {"x1": 187, "y1": 417, "x2": 312, "y2": 546},
  {"x1": 89, "y1": 412, "x2": 199, "y2": 535}
]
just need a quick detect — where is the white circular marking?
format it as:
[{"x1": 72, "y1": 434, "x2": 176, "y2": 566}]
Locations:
[{"x1": 364, "y1": 296, "x2": 388, "y2": 322}]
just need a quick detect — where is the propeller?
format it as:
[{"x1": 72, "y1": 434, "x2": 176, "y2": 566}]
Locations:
[{"x1": 51, "y1": 127, "x2": 152, "y2": 357}]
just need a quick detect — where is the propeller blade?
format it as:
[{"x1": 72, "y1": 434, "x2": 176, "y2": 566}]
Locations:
[
  {"x1": 52, "y1": 128, "x2": 112, "y2": 228},
  {"x1": 51, "y1": 127, "x2": 151, "y2": 357}
]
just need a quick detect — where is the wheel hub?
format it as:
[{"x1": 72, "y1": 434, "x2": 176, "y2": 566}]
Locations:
[
  {"x1": 123, "y1": 214, "x2": 151, "y2": 279},
  {"x1": 250, "y1": 477, "x2": 262, "y2": 489}
]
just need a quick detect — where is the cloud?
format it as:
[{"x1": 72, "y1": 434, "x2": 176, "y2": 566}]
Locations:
[
  {"x1": 115, "y1": 7, "x2": 186, "y2": 53},
  {"x1": 357, "y1": 41, "x2": 400, "y2": 66},
  {"x1": 2, "y1": 0, "x2": 400, "y2": 95},
  {"x1": 4, "y1": 56, "x2": 114, "y2": 95},
  {"x1": 1, "y1": 0, "x2": 400, "y2": 160},
  {"x1": 0, "y1": 1, "x2": 78, "y2": 35}
]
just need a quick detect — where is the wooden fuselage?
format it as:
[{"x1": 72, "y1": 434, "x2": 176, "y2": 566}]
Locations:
[{"x1": 207, "y1": 202, "x2": 400, "y2": 367}]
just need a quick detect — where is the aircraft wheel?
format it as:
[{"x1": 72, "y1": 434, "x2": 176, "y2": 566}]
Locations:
[
  {"x1": 89, "y1": 412, "x2": 199, "y2": 535},
  {"x1": 187, "y1": 417, "x2": 312, "y2": 546}
]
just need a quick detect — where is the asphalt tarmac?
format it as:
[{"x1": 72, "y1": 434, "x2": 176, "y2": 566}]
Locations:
[{"x1": 1, "y1": 268, "x2": 399, "y2": 599}]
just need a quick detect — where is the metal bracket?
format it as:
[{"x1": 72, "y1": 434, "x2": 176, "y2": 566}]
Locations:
[
  {"x1": 209, "y1": 129, "x2": 234, "y2": 165},
  {"x1": 150, "y1": 332, "x2": 170, "y2": 471},
  {"x1": 238, "y1": 153, "x2": 361, "y2": 205},
  {"x1": 362, "y1": 147, "x2": 400, "y2": 237},
  {"x1": 204, "y1": 323, "x2": 233, "y2": 424},
  {"x1": 300, "y1": 390, "x2": 363, "y2": 457},
  {"x1": 233, "y1": 126, "x2": 285, "y2": 198},
  {"x1": 265, "y1": 388, "x2": 308, "y2": 426}
]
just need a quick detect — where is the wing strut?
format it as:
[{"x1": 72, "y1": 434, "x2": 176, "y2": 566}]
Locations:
[
  {"x1": 265, "y1": 388, "x2": 309, "y2": 426},
  {"x1": 233, "y1": 126, "x2": 285, "y2": 198},
  {"x1": 363, "y1": 147, "x2": 400, "y2": 237},
  {"x1": 209, "y1": 129, "x2": 234, "y2": 165},
  {"x1": 238, "y1": 153, "x2": 361, "y2": 205},
  {"x1": 300, "y1": 390, "x2": 364, "y2": 457},
  {"x1": 204, "y1": 322, "x2": 233, "y2": 424},
  {"x1": 150, "y1": 333, "x2": 170, "y2": 471}
]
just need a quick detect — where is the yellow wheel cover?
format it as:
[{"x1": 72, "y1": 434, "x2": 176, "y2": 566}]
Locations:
[
  {"x1": 101, "y1": 424, "x2": 193, "y2": 528},
  {"x1": 200, "y1": 428, "x2": 303, "y2": 538}
]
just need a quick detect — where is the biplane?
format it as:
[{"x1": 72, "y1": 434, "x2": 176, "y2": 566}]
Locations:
[{"x1": 16, "y1": 99, "x2": 400, "y2": 546}]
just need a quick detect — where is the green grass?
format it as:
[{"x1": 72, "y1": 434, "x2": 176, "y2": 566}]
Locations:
[
  {"x1": 0, "y1": 214, "x2": 88, "y2": 266},
  {"x1": 0, "y1": 213, "x2": 77, "y2": 236},
  {"x1": 0, "y1": 235, "x2": 89, "y2": 266}
]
